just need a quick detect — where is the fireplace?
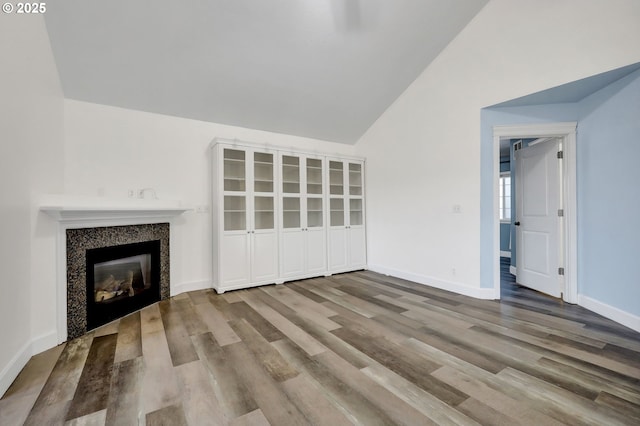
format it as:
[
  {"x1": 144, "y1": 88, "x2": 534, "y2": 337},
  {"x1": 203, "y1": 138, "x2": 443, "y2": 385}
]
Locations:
[
  {"x1": 66, "y1": 223, "x2": 170, "y2": 339},
  {"x1": 86, "y1": 240, "x2": 161, "y2": 330}
]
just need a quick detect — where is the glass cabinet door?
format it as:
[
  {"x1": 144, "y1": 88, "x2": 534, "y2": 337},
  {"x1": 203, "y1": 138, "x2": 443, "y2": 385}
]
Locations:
[
  {"x1": 329, "y1": 161, "x2": 344, "y2": 195},
  {"x1": 282, "y1": 155, "x2": 302, "y2": 229},
  {"x1": 349, "y1": 163, "x2": 362, "y2": 196},
  {"x1": 350, "y1": 199, "x2": 363, "y2": 226},
  {"x1": 283, "y1": 197, "x2": 301, "y2": 229},
  {"x1": 254, "y1": 152, "x2": 274, "y2": 193},
  {"x1": 223, "y1": 149, "x2": 247, "y2": 232},
  {"x1": 282, "y1": 155, "x2": 300, "y2": 194},
  {"x1": 347, "y1": 162, "x2": 364, "y2": 227},
  {"x1": 306, "y1": 158, "x2": 323, "y2": 194},
  {"x1": 306, "y1": 158, "x2": 324, "y2": 228},
  {"x1": 330, "y1": 198, "x2": 344, "y2": 227},
  {"x1": 254, "y1": 196, "x2": 274, "y2": 230},
  {"x1": 223, "y1": 149, "x2": 246, "y2": 191},
  {"x1": 307, "y1": 198, "x2": 323, "y2": 228},
  {"x1": 224, "y1": 195, "x2": 246, "y2": 231},
  {"x1": 329, "y1": 160, "x2": 345, "y2": 227},
  {"x1": 253, "y1": 152, "x2": 275, "y2": 230}
]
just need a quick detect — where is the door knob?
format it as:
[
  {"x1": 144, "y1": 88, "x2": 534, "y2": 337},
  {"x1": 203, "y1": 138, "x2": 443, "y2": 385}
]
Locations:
[{"x1": 514, "y1": 221, "x2": 521, "y2": 226}]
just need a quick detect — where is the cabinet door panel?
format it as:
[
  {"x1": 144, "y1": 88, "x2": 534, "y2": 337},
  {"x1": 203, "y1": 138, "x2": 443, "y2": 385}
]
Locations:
[
  {"x1": 328, "y1": 228, "x2": 348, "y2": 271},
  {"x1": 306, "y1": 229, "x2": 327, "y2": 274},
  {"x1": 348, "y1": 228, "x2": 367, "y2": 268},
  {"x1": 281, "y1": 231, "x2": 305, "y2": 278},
  {"x1": 221, "y1": 234, "x2": 250, "y2": 286},
  {"x1": 252, "y1": 232, "x2": 279, "y2": 282}
]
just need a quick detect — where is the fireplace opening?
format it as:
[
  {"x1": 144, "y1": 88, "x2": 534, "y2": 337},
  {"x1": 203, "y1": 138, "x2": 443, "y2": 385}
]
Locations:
[{"x1": 86, "y1": 240, "x2": 161, "y2": 331}]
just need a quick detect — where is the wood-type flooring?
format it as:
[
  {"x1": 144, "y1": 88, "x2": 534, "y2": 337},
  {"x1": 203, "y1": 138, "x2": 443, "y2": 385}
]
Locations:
[{"x1": 1, "y1": 266, "x2": 640, "y2": 425}]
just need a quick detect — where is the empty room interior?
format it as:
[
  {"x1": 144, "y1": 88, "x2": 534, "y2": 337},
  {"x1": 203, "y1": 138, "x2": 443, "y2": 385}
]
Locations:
[{"x1": 1, "y1": 0, "x2": 640, "y2": 425}]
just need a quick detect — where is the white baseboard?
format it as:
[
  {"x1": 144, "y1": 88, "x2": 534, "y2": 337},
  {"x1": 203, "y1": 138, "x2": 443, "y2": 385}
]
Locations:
[
  {"x1": 30, "y1": 331, "x2": 58, "y2": 356},
  {"x1": 0, "y1": 329, "x2": 60, "y2": 397},
  {"x1": 171, "y1": 280, "x2": 212, "y2": 296},
  {"x1": 368, "y1": 264, "x2": 496, "y2": 300},
  {"x1": 578, "y1": 295, "x2": 640, "y2": 333},
  {"x1": 509, "y1": 265, "x2": 517, "y2": 276},
  {"x1": 500, "y1": 251, "x2": 511, "y2": 258},
  {"x1": 0, "y1": 341, "x2": 32, "y2": 398}
]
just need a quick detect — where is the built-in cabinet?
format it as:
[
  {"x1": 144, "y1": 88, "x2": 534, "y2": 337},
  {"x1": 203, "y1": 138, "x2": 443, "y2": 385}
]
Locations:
[
  {"x1": 212, "y1": 140, "x2": 366, "y2": 293},
  {"x1": 213, "y1": 146, "x2": 279, "y2": 290},
  {"x1": 327, "y1": 158, "x2": 367, "y2": 273},
  {"x1": 279, "y1": 153, "x2": 327, "y2": 279}
]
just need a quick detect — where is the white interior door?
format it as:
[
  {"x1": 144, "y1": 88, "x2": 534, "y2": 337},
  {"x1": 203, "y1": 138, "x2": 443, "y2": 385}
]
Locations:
[{"x1": 515, "y1": 138, "x2": 562, "y2": 298}]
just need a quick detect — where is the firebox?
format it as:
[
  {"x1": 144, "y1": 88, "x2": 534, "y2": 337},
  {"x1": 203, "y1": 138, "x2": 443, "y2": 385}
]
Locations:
[{"x1": 86, "y1": 240, "x2": 161, "y2": 330}]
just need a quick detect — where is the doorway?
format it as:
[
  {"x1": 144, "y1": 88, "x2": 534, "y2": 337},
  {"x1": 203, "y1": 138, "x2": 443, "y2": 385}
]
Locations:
[{"x1": 492, "y1": 122, "x2": 577, "y2": 303}]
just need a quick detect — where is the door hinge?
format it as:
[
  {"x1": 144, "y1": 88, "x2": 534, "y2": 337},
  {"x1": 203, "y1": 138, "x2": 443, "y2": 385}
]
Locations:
[
  {"x1": 557, "y1": 151, "x2": 564, "y2": 159},
  {"x1": 558, "y1": 267, "x2": 565, "y2": 276},
  {"x1": 558, "y1": 209, "x2": 564, "y2": 217}
]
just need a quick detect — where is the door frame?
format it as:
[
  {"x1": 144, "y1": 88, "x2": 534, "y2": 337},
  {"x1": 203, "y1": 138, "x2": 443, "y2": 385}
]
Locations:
[{"x1": 493, "y1": 122, "x2": 577, "y2": 303}]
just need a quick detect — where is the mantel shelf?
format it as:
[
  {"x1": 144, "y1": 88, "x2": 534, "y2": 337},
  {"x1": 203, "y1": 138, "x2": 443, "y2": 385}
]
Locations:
[{"x1": 40, "y1": 196, "x2": 190, "y2": 223}]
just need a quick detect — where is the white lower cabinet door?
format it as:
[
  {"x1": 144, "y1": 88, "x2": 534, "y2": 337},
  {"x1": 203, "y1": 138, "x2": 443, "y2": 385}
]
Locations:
[
  {"x1": 328, "y1": 228, "x2": 348, "y2": 271},
  {"x1": 280, "y1": 230, "x2": 305, "y2": 279},
  {"x1": 306, "y1": 228, "x2": 327, "y2": 275},
  {"x1": 251, "y1": 232, "x2": 279, "y2": 282},
  {"x1": 348, "y1": 227, "x2": 367, "y2": 268},
  {"x1": 221, "y1": 233, "x2": 250, "y2": 286}
]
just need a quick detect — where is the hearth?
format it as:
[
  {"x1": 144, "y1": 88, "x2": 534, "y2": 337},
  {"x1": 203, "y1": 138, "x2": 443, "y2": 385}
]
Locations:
[{"x1": 86, "y1": 240, "x2": 160, "y2": 330}]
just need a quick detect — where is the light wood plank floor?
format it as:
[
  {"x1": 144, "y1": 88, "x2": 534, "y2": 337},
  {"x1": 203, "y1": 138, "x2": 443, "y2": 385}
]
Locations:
[{"x1": 2, "y1": 269, "x2": 640, "y2": 425}]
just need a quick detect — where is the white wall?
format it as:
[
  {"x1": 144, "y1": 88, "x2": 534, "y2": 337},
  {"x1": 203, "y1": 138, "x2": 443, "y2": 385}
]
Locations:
[
  {"x1": 63, "y1": 100, "x2": 356, "y2": 293},
  {"x1": 0, "y1": 15, "x2": 64, "y2": 396},
  {"x1": 356, "y1": 0, "x2": 640, "y2": 296}
]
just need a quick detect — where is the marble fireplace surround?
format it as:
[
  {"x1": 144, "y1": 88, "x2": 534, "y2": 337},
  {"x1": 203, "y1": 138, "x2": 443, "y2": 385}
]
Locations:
[{"x1": 42, "y1": 197, "x2": 188, "y2": 343}]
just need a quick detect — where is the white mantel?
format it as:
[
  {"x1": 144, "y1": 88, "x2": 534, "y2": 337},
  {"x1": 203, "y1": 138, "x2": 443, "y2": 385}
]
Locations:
[
  {"x1": 40, "y1": 195, "x2": 189, "y2": 344},
  {"x1": 41, "y1": 195, "x2": 190, "y2": 224}
]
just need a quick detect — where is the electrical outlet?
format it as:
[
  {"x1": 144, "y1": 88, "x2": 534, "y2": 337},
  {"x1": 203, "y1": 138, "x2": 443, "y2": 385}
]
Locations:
[
  {"x1": 128, "y1": 190, "x2": 134, "y2": 198},
  {"x1": 196, "y1": 205, "x2": 210, "y2": 213},
  {"x1": 452, "y1": 204, "x2": 461, "y2": 213}
]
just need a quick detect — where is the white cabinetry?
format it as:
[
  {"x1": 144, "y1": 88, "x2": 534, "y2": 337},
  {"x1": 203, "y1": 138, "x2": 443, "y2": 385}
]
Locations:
[
  {"x1": 279, "y1": 153, "x2": 327, "y2": 279},
  {"x1": 213, "y1": 145, "x2": 279, "y2": 292},
  {"x1": 212, "y1": 140, "x2": 366, "y2": 293},
  {"x1": 327, "y1": 159, "x2": 367, "y2": 273}
]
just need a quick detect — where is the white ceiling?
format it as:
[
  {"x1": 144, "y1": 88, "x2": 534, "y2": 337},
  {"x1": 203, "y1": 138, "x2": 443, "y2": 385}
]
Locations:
[{"x1": 44, "y1": 0, "x2": 488, "y2": 144}]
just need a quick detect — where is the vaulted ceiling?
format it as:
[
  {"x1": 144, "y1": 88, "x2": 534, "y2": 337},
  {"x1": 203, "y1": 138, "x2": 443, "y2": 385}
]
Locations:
[{"x1": 44, "y1": 0, "x2": 489, "y2": 144}]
